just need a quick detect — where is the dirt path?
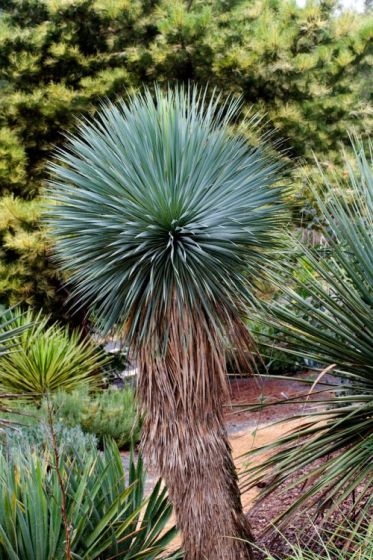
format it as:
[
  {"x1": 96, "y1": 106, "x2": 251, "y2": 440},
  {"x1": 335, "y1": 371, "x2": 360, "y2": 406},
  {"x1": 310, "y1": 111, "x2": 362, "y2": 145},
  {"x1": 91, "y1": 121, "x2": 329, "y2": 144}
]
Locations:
[{"x1": 230, "y1": 417, "x2": 302, "y2": 511}]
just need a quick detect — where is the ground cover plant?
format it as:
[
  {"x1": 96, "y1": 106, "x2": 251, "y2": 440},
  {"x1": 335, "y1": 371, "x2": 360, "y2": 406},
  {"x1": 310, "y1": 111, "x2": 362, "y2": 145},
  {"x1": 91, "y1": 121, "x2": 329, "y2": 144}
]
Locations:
[
  {"x1": 0, "y1": 308, "x2": 107, "y2": 396},
  {"x1": 1, "y1": 387, "x2": 141, "y2": 449},
  {"x1": 0, "y1": 424, "x2": 180, "y2": 560},
  {"x1": 0, "y1": 0, "x2": 371, "y2": 316},
  {"x1": 246, "y1": 318, "x2": 302, "y2": 375},
  {"x1": 49, "y1": 387, "x2": 141, "y2": 448},
  {"x1": 242, "y1": 141, "x2": 373, "y2": 533},
  {"x1": 3, "y1": 419, "x2": 98, "y2": 455},
  {"x1": 47, "y1": 85, "x2": 288, "y2": 560}
]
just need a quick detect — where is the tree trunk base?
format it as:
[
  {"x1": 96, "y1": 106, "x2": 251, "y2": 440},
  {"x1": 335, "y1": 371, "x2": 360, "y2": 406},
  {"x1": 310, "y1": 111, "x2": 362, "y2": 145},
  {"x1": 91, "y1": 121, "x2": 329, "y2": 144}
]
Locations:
[
  {"x1": 138, "y1": 309, "x2": 255, "y2": 559},
  {"x1": 143, "y1": 415, "x2": 254, "y2": 560}
]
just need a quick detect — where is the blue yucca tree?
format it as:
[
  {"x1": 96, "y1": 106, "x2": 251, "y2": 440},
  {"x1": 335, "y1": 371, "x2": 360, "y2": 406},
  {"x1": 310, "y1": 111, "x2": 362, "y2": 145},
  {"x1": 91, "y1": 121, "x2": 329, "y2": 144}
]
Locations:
[{"x1": 47, "y1": 86, "x2": 286, "y2": 560}]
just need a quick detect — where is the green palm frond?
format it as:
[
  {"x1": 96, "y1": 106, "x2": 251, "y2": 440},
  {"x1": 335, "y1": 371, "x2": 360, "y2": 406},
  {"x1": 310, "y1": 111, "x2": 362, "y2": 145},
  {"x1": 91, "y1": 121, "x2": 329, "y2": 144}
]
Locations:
[
  {"x1": 47, "y1": 86, "x2": 286, "y2": 346},
  {"x1": 242, "y1": 139, "x2": 373, "y2": 530}
]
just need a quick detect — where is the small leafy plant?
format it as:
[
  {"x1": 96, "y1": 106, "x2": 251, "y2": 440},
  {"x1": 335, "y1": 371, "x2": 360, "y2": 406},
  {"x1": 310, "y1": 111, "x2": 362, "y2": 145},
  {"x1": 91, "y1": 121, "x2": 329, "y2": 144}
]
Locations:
[
  {"x1": 49, "y1": 387, "x2": 141, "y2": 448},
  {"x1": 245, "y1": 318, "x2": 302, "y2": 375}
]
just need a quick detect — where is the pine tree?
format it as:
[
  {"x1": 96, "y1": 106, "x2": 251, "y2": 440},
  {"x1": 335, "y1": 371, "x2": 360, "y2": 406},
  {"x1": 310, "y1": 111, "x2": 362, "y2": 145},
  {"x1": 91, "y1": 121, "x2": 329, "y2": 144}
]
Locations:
[
  {"x1": 0, "y1": 0, "x2": 371, "y2": 318},
  {"x1": 0, "y1": 0, "x2": 155, "y2": 317}
]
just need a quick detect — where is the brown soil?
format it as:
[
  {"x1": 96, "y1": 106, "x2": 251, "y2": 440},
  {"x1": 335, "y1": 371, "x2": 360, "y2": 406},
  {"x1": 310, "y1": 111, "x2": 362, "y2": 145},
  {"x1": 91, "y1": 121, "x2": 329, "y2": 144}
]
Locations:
[
  {"x1": 226, "y1": 372, "x2": 342, "y2": 558},
  {"x1": 225, "y1": 371, "x2": 335, "y2": 429}
]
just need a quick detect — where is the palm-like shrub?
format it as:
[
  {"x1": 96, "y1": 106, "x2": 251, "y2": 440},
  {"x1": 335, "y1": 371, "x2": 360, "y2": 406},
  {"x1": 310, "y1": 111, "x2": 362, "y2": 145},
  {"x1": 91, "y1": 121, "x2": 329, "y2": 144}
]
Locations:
[
  {"x1": 242, "y1": 141, "x2": 373, "y2": 531},
  {"x1": 0, "y1": 309, "x2": 107, "y2": 396},
  {"x1": 47, "y1": 86, "x2": 285, "y2": 560},
  {"x1": 0, "y1": 306, "x2": 32, "y2": 427},
  {"x1": 0, "y1": 427, "x2": 180, "y2": 560}
]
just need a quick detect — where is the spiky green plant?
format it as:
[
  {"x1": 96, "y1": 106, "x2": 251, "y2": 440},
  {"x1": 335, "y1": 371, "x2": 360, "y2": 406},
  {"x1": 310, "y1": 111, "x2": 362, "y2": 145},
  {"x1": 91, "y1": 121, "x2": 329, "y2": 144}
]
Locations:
[
  {"x1": 0, "y1": 306, "x2": 32, "y2": 427},
  {"x1": 47, "y1": 86, "x2": 286, "y2": 560},
  {"x1": 242, "y1": 140, "x2": 373, "y2": 532},
  {"x1": 0, "y1": 429, "x2": 180, "y2": 560},
  {"x1": 0, "y1": 306, "x2": 29, "y2": 357},
  {"x1": 0, "y1": 309, "x2": 107, "y2": 396}
]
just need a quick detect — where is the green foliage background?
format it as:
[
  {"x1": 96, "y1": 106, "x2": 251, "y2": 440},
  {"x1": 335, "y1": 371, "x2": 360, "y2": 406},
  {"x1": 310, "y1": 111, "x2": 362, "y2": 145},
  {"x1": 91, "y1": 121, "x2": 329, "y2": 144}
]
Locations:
[{"x1": 0, "y1": 0, "x2": 372, "y2": 318}]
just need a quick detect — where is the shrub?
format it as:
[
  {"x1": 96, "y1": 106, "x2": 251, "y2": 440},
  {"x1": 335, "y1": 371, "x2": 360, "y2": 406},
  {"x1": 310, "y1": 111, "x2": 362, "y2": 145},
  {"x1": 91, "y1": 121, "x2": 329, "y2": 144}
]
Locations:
[
  {"x1": 246, "y1": 318, "x2": 302, "y2": 375},
  {"x1": 0, "y1": 426, "x2": 180, "y2": 560},
  {"x1": 0, "y1": 195, "x2": 64, "y2": 315},
  {"x1": 46, "y1": 83, "x2": 288, "y2": 558},
  {"x1": 0, "y1": 0, "x2": 372, "y2": 315},
  {"x1": 50, "y1": 387, "x2": 141, "y2": 449},
  {"x1": 1, "y1": 420, "x2": 98, "y2": 456},
  {"x1": 242, "y1": 140, "x2": 373, "y2": 530},
  {"x1": 0, "y1": 308, "x2": 107, "y2": 396}
]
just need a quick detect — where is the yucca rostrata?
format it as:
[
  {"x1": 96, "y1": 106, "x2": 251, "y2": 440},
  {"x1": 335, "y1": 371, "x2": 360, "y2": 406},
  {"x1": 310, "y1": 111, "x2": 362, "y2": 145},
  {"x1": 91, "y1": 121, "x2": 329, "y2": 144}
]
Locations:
[{"x1": 47, "y1": 87, "x2": 285, "y2": 559}]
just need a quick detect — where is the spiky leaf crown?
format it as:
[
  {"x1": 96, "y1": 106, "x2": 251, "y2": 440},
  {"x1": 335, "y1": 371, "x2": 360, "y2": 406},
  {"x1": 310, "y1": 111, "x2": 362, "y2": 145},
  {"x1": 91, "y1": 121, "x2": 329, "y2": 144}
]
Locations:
[{"x1": 48, "y1": 87, "x2": 285, "y2": 344}]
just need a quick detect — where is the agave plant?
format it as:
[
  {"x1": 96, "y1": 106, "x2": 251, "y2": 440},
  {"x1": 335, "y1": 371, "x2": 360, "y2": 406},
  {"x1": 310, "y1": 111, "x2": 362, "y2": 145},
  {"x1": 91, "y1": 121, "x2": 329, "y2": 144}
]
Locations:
[
  {"x1": 47, "y1": 86, "x2": 286, "y2": 560},
  {"x1": 0, "y1": 427, "x2": 180, "y2": 560},
  {"x1": 242, "y1": 140, "x2": 373, "y2": 532},
  {"x1": 0, "y1": 308, "x2": 107, "y2": 396}
]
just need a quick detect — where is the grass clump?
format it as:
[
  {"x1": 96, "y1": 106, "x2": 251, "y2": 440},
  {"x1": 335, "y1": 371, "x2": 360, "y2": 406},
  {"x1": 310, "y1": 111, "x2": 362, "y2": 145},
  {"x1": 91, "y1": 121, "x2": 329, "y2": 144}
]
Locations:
[{"x1": 260, "y1": 521, "x2": 372, "y2": 560}]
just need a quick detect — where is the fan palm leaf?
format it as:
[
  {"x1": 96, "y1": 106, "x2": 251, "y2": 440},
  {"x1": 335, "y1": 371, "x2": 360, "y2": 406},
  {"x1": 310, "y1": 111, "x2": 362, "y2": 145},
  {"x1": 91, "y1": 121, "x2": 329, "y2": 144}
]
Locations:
[{"x1": 47, "y1": 85, "x2": 286, "y2": 560}]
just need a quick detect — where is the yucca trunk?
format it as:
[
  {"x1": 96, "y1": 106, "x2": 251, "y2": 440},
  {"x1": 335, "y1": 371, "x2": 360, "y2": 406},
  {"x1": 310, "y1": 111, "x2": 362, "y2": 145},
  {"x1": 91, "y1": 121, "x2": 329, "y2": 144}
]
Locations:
[
  {"x1": 137, "y1": 307, "x2": 253, "y2": 560},
  {"x1": 48, "y1": 85, "x2": 284, "y2": 560}
]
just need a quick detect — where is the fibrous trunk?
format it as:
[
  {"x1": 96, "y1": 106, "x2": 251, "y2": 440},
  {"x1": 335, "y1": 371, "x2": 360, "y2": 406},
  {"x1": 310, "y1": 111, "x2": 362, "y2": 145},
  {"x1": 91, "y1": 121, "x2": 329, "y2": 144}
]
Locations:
[{"x1": 137, "y1": 307, "x2": 254, "y2": 560}]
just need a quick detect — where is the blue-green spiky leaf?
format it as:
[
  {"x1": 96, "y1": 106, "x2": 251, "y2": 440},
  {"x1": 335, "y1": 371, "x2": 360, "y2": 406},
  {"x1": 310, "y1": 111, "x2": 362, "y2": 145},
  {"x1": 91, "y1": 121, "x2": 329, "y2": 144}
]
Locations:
[{"x1": 47, "y1": 86, "x2": 286, "y2": 345}]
